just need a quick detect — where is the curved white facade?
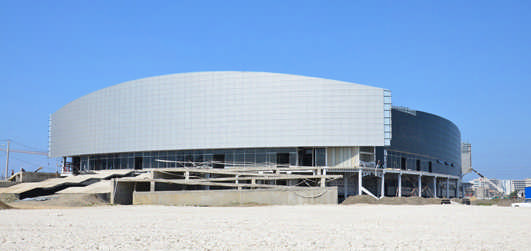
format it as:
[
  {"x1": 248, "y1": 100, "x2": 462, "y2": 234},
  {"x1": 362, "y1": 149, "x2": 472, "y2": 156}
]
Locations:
[{"x1": 50, "y1": 72, "x2": 390, "y2": 158}]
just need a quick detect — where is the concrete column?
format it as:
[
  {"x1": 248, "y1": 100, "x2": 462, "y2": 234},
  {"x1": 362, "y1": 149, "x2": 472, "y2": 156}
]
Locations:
[
  {"x1": 150, "y1": 181, "x2": 155, "y2": 192},
  {"x1": 380, "y1": 172, "x2": 385, "y2": 198},
  {"x1": 236, "y1": 175, "x2": 241, "y2": 190},
  {"x1": 205, "y1": 173, "x2": 210, "y2": 190},
  {"x1": 184, "y1": 171, "x2": 189, "y2": 181},
  {"x1": 398, "y1": 173, "x2": 402, "y2": 197},
  {"x1": 433, "y1": 177, "x2": 437, "y2": 198},
  {"x1": 358, "y1": 170, "x2": 362, "y2": 195},
  {"x1": 320, "y1": 177, "x2": 326, "y2": 188},
  {"x1": 418, "y1": 175, "x2": 422, "y2": 197},
  {"x1": 460, "y1": 180, "x2": 464, "y2": 198},
  {"x1": 62, "y1": 157, "x2": 67, "y2": 173},
  {"x1": 455, "y1": 180, "x2": 459, "y2": 198},
  {"x1": 446, "y1": 178, "x2": 450, "y2": 198},
  {"x1": 344, "y1": 175, "x2": 348, "y2": 199}
]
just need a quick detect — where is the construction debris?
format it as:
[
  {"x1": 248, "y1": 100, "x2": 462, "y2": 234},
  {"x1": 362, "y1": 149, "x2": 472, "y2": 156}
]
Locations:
[{"x1": 111, "y1": 166, "x2": 342, "y2": 205}]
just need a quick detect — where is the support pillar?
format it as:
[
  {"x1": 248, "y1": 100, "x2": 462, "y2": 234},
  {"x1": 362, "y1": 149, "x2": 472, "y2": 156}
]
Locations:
[
  {"x1": 205, "y1": 173, "x2": 210, "y2": 190},
  {"x1": 358, "y1": 170, "x2": 362, "y2": 195},
  {"x1": 455, "y1": 180, "x2": 459, "y2": 198},
  {"x1": 380, "y1": 172, "x2": 385, "y2": 198},
  {"x1": 4, "y1": 140, "x2": 9, "y2": 179},
  {"x1": 184, "y1": 170, "x2": 190, "y2": 181},
  {"x1": 62, "y1": 157, "x2": 67, "y2": 173},
  {"x1": 150, "y1": 171, "x2": 156, "y2": 192},
  {"x1": 460, "y1": 180, "x2": 464, "y2": 198},
  {"x1": 418, "y1": 175, "x2": 422, "y2": 197},
  {"x1": 446, "y1": 178, "x2": 450, "y2": 198},
  {"x1": 320, "y1": 177, "x2": 326, "y2": 188},
  {"x1": 433, "y1": 177, "x2": 437, "y2": 198},
  {"x1": 344, "y1": 175, "x2": 348, "y2": 199},
  {"x1": 398, "y1": 173, "x2": 402, "y2": 197},
  {"x1": 236, "y1": 175, "x2": 241, "y2": 190}
]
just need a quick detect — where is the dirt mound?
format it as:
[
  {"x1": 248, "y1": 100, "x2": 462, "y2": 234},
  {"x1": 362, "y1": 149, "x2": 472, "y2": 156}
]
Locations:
[
  {"x1": 8, "y1": 193, "x2": 109, "y2": 209},
  {"x1": 0, "y1": 200, "x2": 12, "y2": 209},
  {"x1": 380, "y1": 197, "x2": 441, "y2": 205},
  {"x1": 471, "y1": 198, "x2": 519, "y2": 207},
  {"x1": 342, "y1": 195, "x2": 442, "y2": 205},
  {"x1": 341, "y1": 195, "x2": 379, "y2": 204}
]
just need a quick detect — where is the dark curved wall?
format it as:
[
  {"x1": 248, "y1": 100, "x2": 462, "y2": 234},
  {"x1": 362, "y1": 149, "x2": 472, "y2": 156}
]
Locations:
[{"x1": 384, "y1": 107, "x2": 461, "y2": 176}]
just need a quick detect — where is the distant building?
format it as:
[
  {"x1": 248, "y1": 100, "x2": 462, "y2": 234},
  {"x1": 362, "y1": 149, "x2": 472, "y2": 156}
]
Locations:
[
  {"x1": 470, "y1": 178, "x2": 486, "y2": 199},
  {"x1": 513, "y1": 180, "x2": 526, "y2": 193},
  {"x1": 498, "y1": 180, "x2": 514, "y2": 195},
  {"x1": 470, "y1": 177, "x2": 506, "y2": 199},
  {"x1": 469, "y1": 178, "x2": 530, "y2": 199}
]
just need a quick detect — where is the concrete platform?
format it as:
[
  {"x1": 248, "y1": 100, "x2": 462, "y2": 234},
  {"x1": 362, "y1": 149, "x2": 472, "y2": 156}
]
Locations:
[
  {"x1": 132, "y1": 187, "x2": 338, "y2": 206},
  {"x1": 8, "y1": 172, "x2": 59, "y2": 183}
]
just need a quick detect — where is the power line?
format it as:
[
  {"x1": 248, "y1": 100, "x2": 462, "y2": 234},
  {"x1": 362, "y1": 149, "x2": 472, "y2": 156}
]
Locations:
[
  {"x1": 10, "y1": 140, "x2": 47, "y2": 152},
  {"x1": 9, "y1": 155, "x2": 46, "y2": 168},
  {"x1": 0, "y1": 139, "x2": 46, "y2": 152}
]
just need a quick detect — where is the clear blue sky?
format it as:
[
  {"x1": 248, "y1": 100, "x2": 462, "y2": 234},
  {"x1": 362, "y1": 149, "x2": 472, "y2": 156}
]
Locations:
[{"x1": 1, "y1": 1, "x2": 530, "y2": 180}]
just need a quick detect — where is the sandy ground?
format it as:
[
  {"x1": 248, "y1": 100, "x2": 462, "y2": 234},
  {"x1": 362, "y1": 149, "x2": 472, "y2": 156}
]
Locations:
[
  {"x1": 5, "y1": 194, "x2": 108, "y2": 209},
  {"x1": 0, "y1": 204, "x2": 530, "y2": 250}
]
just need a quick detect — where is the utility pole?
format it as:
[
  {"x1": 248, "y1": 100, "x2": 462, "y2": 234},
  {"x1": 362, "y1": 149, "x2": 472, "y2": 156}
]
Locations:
[{"x1": 5, "y1": 140, "x2": 10, "y2": 180}]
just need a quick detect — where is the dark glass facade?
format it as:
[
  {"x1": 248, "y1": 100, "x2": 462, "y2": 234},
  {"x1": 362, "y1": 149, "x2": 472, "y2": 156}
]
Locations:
[
  {"x1": 379, "y1": 107, "x2": 461, "y2": 176},
  {"x1": 79, "y1": 147, "x2": 327, "y2": 171}
]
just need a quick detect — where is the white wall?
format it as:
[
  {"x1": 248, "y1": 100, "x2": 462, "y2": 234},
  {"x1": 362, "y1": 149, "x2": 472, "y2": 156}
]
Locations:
[
  {"x1": 327, "y1": 147, "x2": 360, "y2": 168},
  {"x1": 50, "y1": 72, "x2": 388, "y2": 157}
]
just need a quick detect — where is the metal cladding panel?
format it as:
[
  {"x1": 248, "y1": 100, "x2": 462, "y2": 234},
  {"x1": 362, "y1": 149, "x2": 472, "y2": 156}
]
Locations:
[{"x1": 50, "y1": 72, "x2": 387, "y2": 157}]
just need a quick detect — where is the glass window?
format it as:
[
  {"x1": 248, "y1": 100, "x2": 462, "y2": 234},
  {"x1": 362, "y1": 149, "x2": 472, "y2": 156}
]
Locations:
[{"x1": 315, "y1": 148, "x2": 326, "y2": 166}]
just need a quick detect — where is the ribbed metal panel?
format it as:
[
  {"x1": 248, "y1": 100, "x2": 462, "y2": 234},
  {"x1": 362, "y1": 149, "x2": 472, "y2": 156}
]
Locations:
[{"x1": 50, "y1": 72, "x2": 387, "y2": 157}]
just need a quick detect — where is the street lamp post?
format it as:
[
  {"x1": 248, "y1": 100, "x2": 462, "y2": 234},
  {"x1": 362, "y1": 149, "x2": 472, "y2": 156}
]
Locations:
[{"x1": 4, "y1": 140, "x2": 9, "y2": 180}]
